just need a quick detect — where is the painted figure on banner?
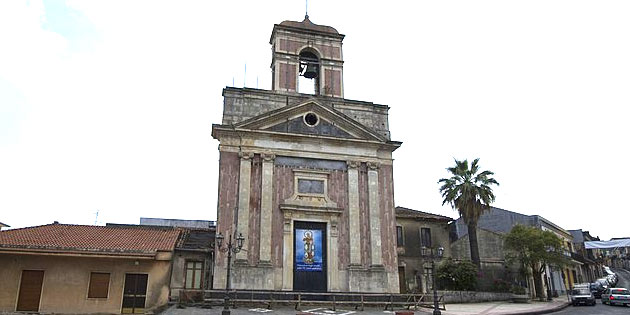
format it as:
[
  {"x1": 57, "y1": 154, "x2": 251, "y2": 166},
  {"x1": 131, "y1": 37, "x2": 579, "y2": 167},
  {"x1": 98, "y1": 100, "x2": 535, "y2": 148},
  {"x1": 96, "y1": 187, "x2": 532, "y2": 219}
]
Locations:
[
  {"x1": 295, "y1": 229, "x2": 323, "y2": 271},
  {"x1": 303, "y1": 230, "x2": 314, "y2": 264}
]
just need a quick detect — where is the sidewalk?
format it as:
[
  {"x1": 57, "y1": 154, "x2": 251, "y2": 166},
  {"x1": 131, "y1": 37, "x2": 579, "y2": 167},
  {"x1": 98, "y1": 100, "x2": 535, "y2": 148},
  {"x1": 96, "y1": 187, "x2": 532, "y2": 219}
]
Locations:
[
  {"x1": 416, "y1": 298, "x2": 568, "y2": 315},
  {"x1": 161, "y1": 298, "x2": 569, "y2": 315}
]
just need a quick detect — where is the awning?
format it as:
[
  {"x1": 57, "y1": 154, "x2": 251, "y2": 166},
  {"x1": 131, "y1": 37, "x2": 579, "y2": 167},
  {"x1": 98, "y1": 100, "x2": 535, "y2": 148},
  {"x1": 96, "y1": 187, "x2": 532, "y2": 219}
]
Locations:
[{"x1": 585, "y1": 239, "x2": 630, "y2": 249}]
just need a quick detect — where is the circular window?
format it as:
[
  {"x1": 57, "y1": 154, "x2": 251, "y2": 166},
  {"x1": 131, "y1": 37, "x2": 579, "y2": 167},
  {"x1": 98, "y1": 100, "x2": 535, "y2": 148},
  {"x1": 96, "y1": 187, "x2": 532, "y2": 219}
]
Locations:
[{"x1": 304, "y1": 113, "x2": 319, "y2": 126}]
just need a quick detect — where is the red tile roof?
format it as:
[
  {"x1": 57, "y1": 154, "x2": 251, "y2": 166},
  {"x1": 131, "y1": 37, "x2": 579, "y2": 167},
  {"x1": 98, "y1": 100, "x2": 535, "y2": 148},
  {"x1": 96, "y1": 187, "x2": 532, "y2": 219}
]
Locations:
[
  {"x1": 0, "y1": 223, "x2": 180, "y2": 254},
  {"x1": 395, "y1": 206, "x2": 453, "y2": 222}
]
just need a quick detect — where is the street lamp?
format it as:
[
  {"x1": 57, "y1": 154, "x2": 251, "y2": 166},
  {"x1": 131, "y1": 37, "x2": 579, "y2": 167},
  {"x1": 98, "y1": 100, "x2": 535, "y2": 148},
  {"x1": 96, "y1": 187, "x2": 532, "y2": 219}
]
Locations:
[
  {"x1": 215, "y1": 231, "x2": 245, "y2": 315},
  {"x1": 421, "y1": 245, "x2": 444, "y2": 315}
]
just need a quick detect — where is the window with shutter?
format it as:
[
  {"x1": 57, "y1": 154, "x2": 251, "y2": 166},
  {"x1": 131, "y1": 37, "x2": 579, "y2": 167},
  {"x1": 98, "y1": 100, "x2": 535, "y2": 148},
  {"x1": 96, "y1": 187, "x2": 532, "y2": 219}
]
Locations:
[
  {"x1": 420, "y1": 228, "x2": 432, "y2": 248},
  {"x1": 88, "y1": 272, "x2": 110, "y2": 298},
  {"x1": 396, "y1": 226, "x2": 404, "y2": 247},
  {"x1": 185, "y1": 261, "x2": 204, "y2": 289}
]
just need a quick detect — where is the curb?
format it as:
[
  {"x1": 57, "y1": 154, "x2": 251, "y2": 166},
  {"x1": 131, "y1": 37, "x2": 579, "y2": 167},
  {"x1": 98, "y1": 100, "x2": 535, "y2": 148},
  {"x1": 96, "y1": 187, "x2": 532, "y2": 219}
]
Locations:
[{"x1": 497, "y1": 302, "x2": 570, "y2": 315}]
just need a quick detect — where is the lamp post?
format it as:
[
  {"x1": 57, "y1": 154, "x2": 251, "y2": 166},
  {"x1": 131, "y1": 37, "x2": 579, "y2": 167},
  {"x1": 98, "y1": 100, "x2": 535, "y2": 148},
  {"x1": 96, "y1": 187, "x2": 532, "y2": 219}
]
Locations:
[
  {"x1": 215, "y1": 231, "x2": 245, "y2": 315},
  {"x1": 421, "y1": 246, "x2": 444, "y2": 315}
]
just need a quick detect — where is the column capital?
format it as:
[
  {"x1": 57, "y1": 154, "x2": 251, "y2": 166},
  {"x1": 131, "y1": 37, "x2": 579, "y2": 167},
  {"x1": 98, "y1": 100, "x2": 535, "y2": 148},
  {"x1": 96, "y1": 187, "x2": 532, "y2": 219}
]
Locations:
[
  {"x1": 261, "y1": 153, "x2": 276, "y2": 162},
  {"x1": 238, "y1": 151, "x2": 255, "y2": 160},
  {"x1": 367, "y1": 162, "x2": 381, "y2": 170},
  {"x1": 346, "y1": 160, "x2": 361, "y2": 169}
]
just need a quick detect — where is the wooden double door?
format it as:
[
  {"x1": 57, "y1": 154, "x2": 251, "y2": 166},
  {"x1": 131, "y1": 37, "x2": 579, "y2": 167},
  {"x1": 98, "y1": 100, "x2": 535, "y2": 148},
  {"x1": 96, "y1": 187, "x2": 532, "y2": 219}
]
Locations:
[{"x1": 122, "y1": 273, "x2": 148, "y2": 314}]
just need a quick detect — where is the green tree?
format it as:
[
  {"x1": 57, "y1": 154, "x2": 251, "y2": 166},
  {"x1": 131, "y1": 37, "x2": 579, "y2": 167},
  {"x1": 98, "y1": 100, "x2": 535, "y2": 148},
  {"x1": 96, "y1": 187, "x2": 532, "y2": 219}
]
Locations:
[
  {"x1": 436, "y1": 259, "x2": 478, "y2": 291},
  {"x1": 504, "y1": 225, "x2": 572, "y2": 300},
  {"x1": 438, "y1": 158, "x2": 499, "y2": 267}
]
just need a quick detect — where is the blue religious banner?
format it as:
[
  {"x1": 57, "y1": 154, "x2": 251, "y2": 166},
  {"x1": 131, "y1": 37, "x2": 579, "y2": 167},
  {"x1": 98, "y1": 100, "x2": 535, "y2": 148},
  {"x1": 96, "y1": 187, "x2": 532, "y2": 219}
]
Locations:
[{"x1": 295, "y1": 229, "x2": 323, "y2": 271}]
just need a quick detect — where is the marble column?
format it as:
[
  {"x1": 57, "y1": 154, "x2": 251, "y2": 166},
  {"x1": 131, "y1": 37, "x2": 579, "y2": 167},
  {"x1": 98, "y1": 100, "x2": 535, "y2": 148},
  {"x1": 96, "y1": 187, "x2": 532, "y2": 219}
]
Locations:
[
  {"x1": 367, "y1": 162, "x2": 382, "y2": 267},
  {"x1": 236, "y1": 151, "x2": 253, "y2": 262},
  {"x1": 347, "y1": 160, "x2": 362, "y2": 266},
  {"x1": 259, "y1": 153, "x2": 275, "y2": 265}
]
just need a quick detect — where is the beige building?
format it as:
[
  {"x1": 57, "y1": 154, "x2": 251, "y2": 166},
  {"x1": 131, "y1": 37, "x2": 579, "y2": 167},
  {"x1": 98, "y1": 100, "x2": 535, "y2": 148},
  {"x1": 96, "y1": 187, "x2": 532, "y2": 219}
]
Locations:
[
  {"x1": 395, "y1": 207, "x2": 452, "y2": 293},
  {"x1": 212, "y1": 16, "x2": 402, "y2": 293},
  {"x1": 0, "y1": 223, "x2": 179, "y2": 314}
]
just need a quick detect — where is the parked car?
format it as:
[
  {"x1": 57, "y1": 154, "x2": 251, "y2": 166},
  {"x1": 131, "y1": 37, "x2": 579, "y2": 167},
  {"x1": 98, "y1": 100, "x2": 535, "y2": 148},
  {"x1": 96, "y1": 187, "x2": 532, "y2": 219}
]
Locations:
[
  {"x1": 601, "y1": 288, "x2": 630, "y2": 306},
  {"x1": 570, "y1": 287, "x2": 596, "y2": 306},
  {"x1": 603, "y1": 266, "x2": 618, "y2": 283},
  {"x1": 590, "y1": 282, "x2": 606, "y2": 299},
  {"x1": 597, "y1": 278, "x2": 611, "y2": 290}
]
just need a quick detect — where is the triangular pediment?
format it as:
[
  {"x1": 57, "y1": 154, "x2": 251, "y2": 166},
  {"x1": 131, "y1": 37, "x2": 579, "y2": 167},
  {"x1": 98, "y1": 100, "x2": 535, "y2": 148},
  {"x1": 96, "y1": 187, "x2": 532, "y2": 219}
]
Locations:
[{"x1": 233, "y1": 99, "x2": 387, "y2": 142}]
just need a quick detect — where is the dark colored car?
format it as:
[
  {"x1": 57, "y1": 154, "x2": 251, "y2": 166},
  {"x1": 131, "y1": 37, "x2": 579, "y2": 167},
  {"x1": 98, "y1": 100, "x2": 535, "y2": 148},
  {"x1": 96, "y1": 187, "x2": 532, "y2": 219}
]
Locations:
[
  {"x1": 570, "y1": 288, "x2": 596, "y2": 306},
  {"x1": 591, "y1": 282, "x2": 605, "y2": 299},
  {"x1": 596, "y1": 278, "x2": 611, "y2": 290}
]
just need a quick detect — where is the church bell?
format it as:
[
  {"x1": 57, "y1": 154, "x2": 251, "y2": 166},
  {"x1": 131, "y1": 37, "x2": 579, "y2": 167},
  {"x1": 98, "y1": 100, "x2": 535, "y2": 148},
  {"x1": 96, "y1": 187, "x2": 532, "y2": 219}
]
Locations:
[{"x1": 300, "y1": 62, "x2": 319, "y2": 79}]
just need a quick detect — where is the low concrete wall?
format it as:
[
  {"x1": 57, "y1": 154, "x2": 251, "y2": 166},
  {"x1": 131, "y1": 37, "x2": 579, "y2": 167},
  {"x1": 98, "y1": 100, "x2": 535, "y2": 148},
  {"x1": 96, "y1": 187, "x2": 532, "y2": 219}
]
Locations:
[{"x1": 439, "y1": 290, "x2": 513, "y2": 303}]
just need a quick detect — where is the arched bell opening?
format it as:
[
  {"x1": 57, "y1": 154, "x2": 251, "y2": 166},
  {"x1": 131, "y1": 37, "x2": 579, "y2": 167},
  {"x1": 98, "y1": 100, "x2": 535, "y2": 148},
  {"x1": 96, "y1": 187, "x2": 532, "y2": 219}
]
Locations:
[{"x1": 298, "y1": 49, "x2": 320, "y2": 95}]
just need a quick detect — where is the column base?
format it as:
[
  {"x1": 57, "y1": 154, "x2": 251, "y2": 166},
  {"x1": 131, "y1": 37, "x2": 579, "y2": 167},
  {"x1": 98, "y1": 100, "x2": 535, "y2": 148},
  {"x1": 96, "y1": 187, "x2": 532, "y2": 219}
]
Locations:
[
  {"x1": 258, "y1": 260, "x2": 273, "y2": 268},
  {"x1": 370, "y1": 264, "x2": 385, "y2": 271}
]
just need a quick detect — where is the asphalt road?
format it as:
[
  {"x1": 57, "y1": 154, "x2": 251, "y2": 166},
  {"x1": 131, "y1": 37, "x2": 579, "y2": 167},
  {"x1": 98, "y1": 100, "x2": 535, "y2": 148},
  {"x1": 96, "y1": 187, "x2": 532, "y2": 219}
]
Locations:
[{"x1": 550, "y1": 268, "x2": 630, "y2": 315}]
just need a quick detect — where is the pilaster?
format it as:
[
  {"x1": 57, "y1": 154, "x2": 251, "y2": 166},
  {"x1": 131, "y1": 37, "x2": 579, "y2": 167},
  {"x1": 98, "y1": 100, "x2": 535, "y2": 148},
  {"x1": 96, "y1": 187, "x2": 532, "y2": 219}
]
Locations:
[
  {"x1": 367, "y1": 162, "x2": 382, "y2": 267},
  {"x1": 236, "y1": 151, "x2": 254, "y2": 262},
  {"x1": 347, "y1": 160, "x2": 362, "y2": 266},
  {"x1": 259, "y1": 153, "x2": 275, "y2": 264},
  {"x1": 329, "y1": 216, "x2": 340, "y2": 291},
  {"x1": 282, "y1": 213, "x2": 293, "y2": 290}
]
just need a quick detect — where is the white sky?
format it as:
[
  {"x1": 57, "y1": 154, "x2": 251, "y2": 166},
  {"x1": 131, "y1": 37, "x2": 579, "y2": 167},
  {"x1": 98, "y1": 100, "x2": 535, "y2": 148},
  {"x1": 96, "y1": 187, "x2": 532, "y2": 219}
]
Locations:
[{"x1": 1, "y1": 1, "x2": 629, "y2": 240}]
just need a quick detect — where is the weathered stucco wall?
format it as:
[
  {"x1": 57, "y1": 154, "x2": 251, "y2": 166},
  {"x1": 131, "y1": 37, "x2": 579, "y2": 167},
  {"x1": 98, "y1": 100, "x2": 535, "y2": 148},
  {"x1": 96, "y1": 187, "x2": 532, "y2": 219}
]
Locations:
[
  {"x1": 379, "y1": 164, "x2": 397, "y2": 273},
  {"x1": 0, "y1": 254, "x2": 170, "y2": 314},
  {"x1": 450, "y1": 228, "x2": 505, "y2": 261},
  {"x1": 213, "y1": 151, "x2": 239, "y2": 289},
  {"x1": 396, "y1": 217, "x2": 451, "y2": 293}
]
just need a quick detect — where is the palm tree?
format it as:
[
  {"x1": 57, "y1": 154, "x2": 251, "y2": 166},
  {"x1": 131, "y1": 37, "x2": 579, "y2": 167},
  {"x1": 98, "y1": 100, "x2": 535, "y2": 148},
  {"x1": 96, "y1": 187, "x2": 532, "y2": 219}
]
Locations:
[{"x1": 438, "y1": 158, "x2": 499, "y2": 268}]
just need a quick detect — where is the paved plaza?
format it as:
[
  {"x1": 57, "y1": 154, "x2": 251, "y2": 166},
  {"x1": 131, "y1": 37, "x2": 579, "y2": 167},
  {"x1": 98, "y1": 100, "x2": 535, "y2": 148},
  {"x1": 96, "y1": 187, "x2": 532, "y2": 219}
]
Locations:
[{"x1": 161, "y1": 298, "x2": 568, "y2": 315}]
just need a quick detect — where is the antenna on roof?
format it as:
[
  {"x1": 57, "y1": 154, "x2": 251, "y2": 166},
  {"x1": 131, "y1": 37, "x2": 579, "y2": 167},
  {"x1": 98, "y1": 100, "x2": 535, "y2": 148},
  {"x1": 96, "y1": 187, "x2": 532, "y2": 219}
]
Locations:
[
  {"x1": 305, "y1": 0, "x2": 309, "y2": 19},
  {"x1": 94, "y1": 209, "x2": 100, "y2": 225},
  {"x1": 244, "y1": 63, "x2": 247, "y2": 87}
]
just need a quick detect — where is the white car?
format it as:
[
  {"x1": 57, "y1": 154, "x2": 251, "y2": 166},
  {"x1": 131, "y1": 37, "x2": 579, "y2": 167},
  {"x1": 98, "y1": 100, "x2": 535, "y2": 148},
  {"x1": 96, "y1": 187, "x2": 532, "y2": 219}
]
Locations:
[
  {"x1": 570, "y1": 287, "x2": 596, "y2": 306},
  {"x1": 601, "y1": 288, "x2": 630, "y2": 306}
]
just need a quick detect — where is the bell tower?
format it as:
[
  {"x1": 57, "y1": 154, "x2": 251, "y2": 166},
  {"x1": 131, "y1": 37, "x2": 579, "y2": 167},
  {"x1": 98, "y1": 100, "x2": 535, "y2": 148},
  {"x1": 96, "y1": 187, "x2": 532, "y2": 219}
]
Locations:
[{"x1": 270, "y1": 15, "x2": 344, "y2": 98}]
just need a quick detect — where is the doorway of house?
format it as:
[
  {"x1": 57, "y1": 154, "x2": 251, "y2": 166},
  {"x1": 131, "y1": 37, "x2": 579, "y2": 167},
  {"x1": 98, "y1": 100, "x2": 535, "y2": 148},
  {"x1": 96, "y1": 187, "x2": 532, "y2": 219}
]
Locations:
[
  {"x1": 293, "y1": 221, "x2": 327, "y2": 292},
  {"x1": 16, "y1": 270, "x2": 44, "y2": 312},
  {"x1": 122, "y1": 273, "x2": 148, "y2": 314},
  {"x1": 398, "y1": 267, "x2": 407, "y2": 293}
]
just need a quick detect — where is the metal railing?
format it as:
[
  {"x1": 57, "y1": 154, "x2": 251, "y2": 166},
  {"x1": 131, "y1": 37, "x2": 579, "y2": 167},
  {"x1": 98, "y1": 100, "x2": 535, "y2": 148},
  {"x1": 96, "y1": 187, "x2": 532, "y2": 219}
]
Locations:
[{"x1": 177, "y1": 289, "x2": 445, "y2": 311}]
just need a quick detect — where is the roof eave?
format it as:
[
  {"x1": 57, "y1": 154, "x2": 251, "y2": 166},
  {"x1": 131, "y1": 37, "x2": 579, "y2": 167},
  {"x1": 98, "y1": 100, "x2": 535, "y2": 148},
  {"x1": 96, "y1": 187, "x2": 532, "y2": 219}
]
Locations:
[{"x1": 0, "y1": 247, "x2": 160, "y2": 259}]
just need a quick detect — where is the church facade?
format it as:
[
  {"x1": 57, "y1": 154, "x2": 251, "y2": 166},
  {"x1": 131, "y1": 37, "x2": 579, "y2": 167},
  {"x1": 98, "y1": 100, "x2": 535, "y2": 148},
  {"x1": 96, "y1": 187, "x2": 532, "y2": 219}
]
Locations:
[{"x1": 212, "y1": 16, "x2": 401, "y2": 293}]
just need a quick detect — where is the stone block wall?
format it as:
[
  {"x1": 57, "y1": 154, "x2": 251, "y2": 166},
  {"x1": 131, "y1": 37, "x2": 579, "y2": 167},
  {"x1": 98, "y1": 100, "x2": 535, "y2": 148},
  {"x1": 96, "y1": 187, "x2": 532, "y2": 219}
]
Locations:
[{"x1": 221, "y1": 88, "x2": 391, "y2": 140}]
